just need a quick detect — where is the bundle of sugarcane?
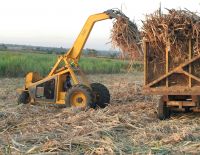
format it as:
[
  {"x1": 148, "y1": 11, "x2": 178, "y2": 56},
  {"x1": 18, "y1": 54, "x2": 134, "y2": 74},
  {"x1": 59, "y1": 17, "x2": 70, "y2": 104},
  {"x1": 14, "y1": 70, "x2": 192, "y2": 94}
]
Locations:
[
  {"x1": 142, "y1": 9, "x2": 200, "y2": 79},
  {"x1": 142, "y1": 9, "x2": 200, "y2": 56},
  {"x1": 111, "y1": 16, "x2": 142, "y2": 59}
]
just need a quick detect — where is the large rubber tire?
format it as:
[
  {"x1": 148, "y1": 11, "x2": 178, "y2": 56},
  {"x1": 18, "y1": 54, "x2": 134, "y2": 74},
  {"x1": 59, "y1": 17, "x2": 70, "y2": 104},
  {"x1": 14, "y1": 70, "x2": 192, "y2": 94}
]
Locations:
[
  {"x1": 158, "y1": 97, "x2": 171, "y2": 120},
  {"x1": 91, "y1": 83, "x2": 110, "y2": 108},
  {"x1": 65, "y1": 84, "x2": 93, "y2": 110},
  {"x1": 17, "y1": 91, "x2": 30, "y2": 104}
]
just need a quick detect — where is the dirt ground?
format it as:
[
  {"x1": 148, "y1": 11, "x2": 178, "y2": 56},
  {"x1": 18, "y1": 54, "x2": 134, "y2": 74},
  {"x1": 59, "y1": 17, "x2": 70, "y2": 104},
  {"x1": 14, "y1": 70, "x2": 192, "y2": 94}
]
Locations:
[{"x1": 0, "y1": 73, "x2": 200, "y2": 155}]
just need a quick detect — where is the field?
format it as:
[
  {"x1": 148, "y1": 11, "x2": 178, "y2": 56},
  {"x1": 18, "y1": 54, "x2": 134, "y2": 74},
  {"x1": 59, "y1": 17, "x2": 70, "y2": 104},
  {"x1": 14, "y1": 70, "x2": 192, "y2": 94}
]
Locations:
[
  {"x1": 0, "y1": 51, "x2": 143, "y2": 77},
  {"x1": 0, "y1": 73, "x2": 200, "y2": 154}
]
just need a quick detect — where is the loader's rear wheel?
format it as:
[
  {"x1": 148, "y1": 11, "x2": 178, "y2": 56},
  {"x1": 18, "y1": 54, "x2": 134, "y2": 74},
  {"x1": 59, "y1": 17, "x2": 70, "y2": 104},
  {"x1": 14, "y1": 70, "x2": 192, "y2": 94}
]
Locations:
[
  {"x1": 65, "y1": 84, "x2": 93, "y2": 110},
  {"x1": 158, "y1": 97, "x2": 171, "y2": 120},
  {"x1": 18, "y1": 91, "x2": 30, "y2": 104},
  {"x1": 91, "y1": 83, "x2": 110, "y2": 108}
]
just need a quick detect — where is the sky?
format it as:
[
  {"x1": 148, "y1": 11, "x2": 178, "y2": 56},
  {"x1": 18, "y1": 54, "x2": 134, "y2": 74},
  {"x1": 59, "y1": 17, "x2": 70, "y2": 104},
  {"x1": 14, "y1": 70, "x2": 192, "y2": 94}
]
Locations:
[{"x1": 0, "y1": 0, "x2": 200, "y2": 50}]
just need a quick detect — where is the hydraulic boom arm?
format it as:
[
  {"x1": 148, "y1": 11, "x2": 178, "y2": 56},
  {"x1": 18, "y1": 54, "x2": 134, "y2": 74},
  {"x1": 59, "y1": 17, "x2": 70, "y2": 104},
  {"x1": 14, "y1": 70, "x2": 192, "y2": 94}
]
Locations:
[
  {"x1": 65, "y1": 13, "x2": 109, "y2": 61},
  {"x1": 48, "y1": 9, "x2": 127, "y2": 76},
  {"x1": 64, "y1": 9, "x2": 128, "y2": 63}
]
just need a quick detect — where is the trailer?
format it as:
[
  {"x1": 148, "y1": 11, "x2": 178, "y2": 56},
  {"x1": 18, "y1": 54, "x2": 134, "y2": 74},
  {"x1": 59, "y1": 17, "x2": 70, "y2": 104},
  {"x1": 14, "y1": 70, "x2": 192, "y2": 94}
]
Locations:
[{"x1": 143, "y1": 39, "x2": 200, "y2": 119}]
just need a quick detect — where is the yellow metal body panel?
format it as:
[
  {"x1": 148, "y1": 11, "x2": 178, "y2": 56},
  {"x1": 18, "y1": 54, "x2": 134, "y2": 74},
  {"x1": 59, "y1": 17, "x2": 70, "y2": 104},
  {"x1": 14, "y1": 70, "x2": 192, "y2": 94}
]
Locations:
[
  {"x1": 25, "y1": 72, "x2": 42, "y2": 88},
  {"x1": 58, "y1": 92, "x2": 65, "y2": 101}
]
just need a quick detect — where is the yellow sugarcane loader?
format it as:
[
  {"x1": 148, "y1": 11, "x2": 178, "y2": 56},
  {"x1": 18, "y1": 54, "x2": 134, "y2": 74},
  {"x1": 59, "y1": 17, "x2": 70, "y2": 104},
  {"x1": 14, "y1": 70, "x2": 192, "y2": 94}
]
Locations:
[{"x1": 17, "y1": 9, "x2": 127, "y2": 110}]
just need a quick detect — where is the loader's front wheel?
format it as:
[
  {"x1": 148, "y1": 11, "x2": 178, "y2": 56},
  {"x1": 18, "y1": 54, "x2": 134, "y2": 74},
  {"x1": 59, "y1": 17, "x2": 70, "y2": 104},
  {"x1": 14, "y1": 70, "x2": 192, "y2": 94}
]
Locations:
[
  {"x1": 157, "y1": 97, "x2": 171, "y2": 120},
  {"x1": 91, "y1": 83, "x2": 110, "y2": 108},
  {"x1": 65, "y1": 84, "x2": 93, "y2": 110},
  {"x1": 17, "y1": 91, "x2": 30, "y2": 104}
]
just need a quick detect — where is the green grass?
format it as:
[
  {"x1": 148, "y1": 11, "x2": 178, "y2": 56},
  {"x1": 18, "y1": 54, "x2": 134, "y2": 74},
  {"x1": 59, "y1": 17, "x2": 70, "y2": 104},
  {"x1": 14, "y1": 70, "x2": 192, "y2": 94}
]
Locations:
[{"x1": 0, "y1": 51, "x2": 143, "y2": 77}]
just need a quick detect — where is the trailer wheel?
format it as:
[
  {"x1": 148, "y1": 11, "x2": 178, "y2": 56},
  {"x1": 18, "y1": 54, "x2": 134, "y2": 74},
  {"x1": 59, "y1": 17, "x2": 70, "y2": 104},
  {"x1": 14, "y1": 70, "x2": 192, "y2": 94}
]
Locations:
[
  {"x1": 158, "y1": 97, "x2": 170, "y2": 120},
  {"x1": 18, "y1": 91, "x2": 30, "y2": 104}
]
